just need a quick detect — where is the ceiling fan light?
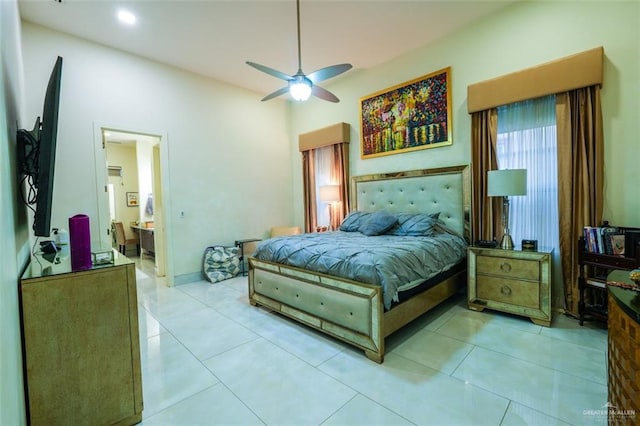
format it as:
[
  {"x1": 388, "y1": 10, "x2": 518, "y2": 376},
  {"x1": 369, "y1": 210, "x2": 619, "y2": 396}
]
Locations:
[{"x1": 289, "y1": 78, "x2": 312, "y2": 101}]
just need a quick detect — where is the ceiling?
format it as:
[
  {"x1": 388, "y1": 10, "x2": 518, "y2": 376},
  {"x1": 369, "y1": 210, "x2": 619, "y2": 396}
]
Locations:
[{"x1": 18, "y1": 0, "x2": 518, "y2": 100}]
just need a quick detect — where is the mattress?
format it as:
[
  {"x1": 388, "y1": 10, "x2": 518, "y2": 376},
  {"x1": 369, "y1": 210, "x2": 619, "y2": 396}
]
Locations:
[{"x1": 253, "y1": 230, "x2": 468, "y2": 309}]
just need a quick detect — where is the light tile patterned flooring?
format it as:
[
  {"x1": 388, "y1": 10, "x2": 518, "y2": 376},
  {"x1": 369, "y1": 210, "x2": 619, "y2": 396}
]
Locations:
[{"x1": 134, "y1": 258, "x2": 608, "y2": 426}]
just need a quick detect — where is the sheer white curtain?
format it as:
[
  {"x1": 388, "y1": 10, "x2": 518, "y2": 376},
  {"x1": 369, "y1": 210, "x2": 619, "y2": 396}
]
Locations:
[
  {"x1": 496, "y1": 95, "x2": 558, "y2": 250},
  {"x1": 314, "y1": 145, "x2": 334, "y2": 227}
]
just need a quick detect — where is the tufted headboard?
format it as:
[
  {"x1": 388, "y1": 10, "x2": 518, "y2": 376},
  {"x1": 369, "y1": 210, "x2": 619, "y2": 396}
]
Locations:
[{"x1": 351, "y1": 165, "x2": 471, "y2": 241}]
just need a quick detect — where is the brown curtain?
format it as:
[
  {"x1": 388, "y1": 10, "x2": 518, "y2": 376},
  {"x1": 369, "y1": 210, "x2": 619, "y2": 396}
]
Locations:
[
  {"x1": 470, "y1": 108, "x2": 502, "y2": 243},
  {"x1": 302, "y1": 142, "x2": 350, "y2": 232},
  {"x1": 556, "y1": 86, "x2": 604, "y2": 316},
  {"x1": 301, "y1": 150, "x2": 317, "y2": 233}
]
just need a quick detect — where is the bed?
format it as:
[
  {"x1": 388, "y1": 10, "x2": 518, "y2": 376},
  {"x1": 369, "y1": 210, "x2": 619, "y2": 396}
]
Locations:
[{"x1": 248, "y1": 164, "x2": 471, "y2": 363}]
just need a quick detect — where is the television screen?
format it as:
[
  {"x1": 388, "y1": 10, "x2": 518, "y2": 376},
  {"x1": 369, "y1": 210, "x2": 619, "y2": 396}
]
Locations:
[{"x1": 17, "y1": 56, "x2": 63, "y2": 237}]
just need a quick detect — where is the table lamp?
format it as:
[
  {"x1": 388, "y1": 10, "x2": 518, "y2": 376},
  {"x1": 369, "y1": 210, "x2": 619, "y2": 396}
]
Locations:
[
  {"x1": 487, "y1": 169, "x2": 527, "y2": 250},
  {"x1": 319, "y1": 184, "x2": 340, "y2": 230}
]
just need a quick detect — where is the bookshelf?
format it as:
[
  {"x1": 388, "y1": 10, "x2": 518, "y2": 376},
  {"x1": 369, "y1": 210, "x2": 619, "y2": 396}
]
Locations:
[{"x1": 578, "y1": 235, "x2": 640, "y2": 325}]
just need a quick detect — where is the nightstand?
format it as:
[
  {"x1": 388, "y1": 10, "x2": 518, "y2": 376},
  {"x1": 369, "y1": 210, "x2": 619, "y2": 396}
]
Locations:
[
  {"x1": 468, "y1": 246, "x2": 553, "y2": 326},
  {"x1": 235, "y1": 238, "x2": 261, "y2": 276}
]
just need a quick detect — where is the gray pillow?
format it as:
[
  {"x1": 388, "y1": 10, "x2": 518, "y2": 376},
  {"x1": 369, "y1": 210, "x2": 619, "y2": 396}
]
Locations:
[
  {"x1": 340, "y1": 211, "x2": 370, "y2": 232},
  {"x1": 389, "y1": 212, "x2": 441, "y2": 236},
  {"x1": 359, "y1": 211, "x2": 398, "y2": 236}
]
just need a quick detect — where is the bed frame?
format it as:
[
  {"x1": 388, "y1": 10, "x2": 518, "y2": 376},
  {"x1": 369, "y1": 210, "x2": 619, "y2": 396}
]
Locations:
[{"x1": 248, "y1": 165, "x2": 471, "y2": 363}]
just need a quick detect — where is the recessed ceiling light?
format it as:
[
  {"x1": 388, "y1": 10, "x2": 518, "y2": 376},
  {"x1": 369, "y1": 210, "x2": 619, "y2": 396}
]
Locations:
[{"x1": 117, "y1": 9, "x2": 136, "y2": 25}]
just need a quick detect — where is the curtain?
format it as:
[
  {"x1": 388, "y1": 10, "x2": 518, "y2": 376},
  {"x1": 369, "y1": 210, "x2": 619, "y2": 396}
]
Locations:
[
  {"x1": 302, "y1": 142, "x2": 349, "y2": 233},
  {"x1": 496, "y1": 95, "x2": 558, "y2": 249},
  {"x1": 302, "y1": 150, "x2": 317, "y2": 233},
  {"x1": 470, "y1": 108, "x2": 500, "y2": 242},
  {"x1": 496, "y1": 96, "x2": 561, "y2": 307},
  {"x1": 556, "y1": 86, "x2": 604, "y2": 316}
]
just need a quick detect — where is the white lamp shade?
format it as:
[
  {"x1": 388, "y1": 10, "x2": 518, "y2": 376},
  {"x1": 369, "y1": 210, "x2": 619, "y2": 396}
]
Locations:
[
  {"x1": 319, "y1": 184, "x2": 340, "y2": 203},
  {"x1": 487, "y1": 169, "x2": 527, "y2": 196}
]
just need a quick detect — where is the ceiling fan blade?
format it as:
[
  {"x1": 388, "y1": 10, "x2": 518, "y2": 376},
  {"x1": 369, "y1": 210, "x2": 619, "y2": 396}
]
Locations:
[
  {"x1": 311, "y1": 85, "x2": 340, "y2": 103},
  {"x1": 246, "y1": 61, "x2": 292, "y2": 82},
  {"x1": 261, "y1": 86, "x2": 290, "y2": 102},
  {"x1": 307, "y1": 64, "x2": 353, "y2": 84}
]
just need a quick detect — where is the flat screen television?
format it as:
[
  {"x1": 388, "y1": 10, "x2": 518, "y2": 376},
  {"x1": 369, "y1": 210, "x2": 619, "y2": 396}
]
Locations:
[{"x1": 17, "y1": 56, "x2": 63, "y2": 238}]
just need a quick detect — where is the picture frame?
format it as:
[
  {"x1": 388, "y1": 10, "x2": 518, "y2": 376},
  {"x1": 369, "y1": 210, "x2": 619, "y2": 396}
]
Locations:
[
  {"x1": 360, "y1": 67, "x2": 452, "y2": 159},
  {"x1": 126, "y1": 192, "x2": 139, "y2": 207},
  {"x1": 611, "y1": 234, "x2": 625, "y2": 255}
]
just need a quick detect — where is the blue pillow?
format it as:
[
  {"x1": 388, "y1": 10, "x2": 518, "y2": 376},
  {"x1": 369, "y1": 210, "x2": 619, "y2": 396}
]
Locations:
[
  {"x1": 389, "y1": 212, "x2": 440, "y2": 236},
  {"x1": 340, "y1": 211, "x2": 370, "y2": 232},
  {"x1": 359, "y1": 211, "x2": 398, "y2": 236}
]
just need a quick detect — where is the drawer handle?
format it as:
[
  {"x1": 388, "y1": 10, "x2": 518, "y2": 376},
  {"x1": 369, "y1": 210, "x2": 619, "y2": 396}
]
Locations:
[
  {"x1": 500, "y1": 285, "x2": 512, "y2": 296},
  {"x1": 500, "y1": 262, "x2": 512, "y2": 273}
]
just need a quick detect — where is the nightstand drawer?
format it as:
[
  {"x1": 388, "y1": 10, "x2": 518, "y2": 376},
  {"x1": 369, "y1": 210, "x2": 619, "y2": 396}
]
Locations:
[
  {"x1": 476, "y1": 276, "x2": 540, "y2": 309},
  {"x1": 476, "y1": 256, "x2": 540, "y2": 281}
]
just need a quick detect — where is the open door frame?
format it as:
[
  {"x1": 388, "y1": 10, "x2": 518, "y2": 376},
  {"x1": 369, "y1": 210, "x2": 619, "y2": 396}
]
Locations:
[
  {"x1": 92, "y1": 121, "x2": 175, "y2": 286},
  {"x1": 152, "y1": 144, "x2": 167, "y2": 277}
]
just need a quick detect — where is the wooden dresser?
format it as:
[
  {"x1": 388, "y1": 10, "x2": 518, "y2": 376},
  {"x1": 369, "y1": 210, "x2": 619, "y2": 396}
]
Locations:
[
  {"x1": 20, "y1": 251, "x2": 143, "y2": 425},
  {"x1": 607, "y1": 271, "x2": 639, "y2": 425},
  {"x1": 468, "y1": 246, "x2": 553, "y2": 326}
]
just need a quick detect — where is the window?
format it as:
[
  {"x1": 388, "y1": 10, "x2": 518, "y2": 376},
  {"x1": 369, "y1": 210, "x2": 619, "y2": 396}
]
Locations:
[
  {"x1": 314, "y1": 145, "x2": 335, "y2": 227},
  {"x1": 496, "y1": 95, "x2": 558, "y2": 250},
  {"x1": 300, "y1": 124, "x2": 350, "y2": 233}
]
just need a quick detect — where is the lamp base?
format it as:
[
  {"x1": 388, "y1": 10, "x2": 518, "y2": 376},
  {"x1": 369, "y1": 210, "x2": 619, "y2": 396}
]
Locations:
[{"x1": 500, "y1": 233, "x2": 514, "y2": 250}]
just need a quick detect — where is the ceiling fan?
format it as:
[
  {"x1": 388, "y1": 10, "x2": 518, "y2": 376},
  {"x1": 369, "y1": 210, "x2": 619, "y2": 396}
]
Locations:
[{"x1": 246, "y1": 0, "x2": 352, "y2": 103}]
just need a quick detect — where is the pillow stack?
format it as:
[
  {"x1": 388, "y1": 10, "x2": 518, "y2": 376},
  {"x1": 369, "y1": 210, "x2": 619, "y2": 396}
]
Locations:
[{"x1": 339, "y1": 211, "x2": 441, "y2": 237}]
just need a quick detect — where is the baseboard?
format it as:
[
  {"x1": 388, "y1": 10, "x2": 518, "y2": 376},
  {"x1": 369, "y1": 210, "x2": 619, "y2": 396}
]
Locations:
[{"x1": 174, "y1": 271, "x2": 203, "y2": 285}]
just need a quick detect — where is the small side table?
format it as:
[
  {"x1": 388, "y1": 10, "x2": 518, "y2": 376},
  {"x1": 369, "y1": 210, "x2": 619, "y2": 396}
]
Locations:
[
  {"x1": 468, "y1": 246, "x2": 553, "y2": 326},
  {"x1": 235, "y1": 239, "x2": 261, "y2": 276}
]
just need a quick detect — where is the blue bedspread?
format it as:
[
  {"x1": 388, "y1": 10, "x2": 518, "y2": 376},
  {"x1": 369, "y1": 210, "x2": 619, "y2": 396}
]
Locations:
[{"x1": 253, "y1": 231, "x2": 467, "y2": 309}]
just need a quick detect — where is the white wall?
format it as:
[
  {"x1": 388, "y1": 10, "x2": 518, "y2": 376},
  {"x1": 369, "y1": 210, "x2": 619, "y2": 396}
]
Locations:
[
  {"x1": 0, "y1": 2, "x2": 28, "y2": 424},
  {"x1": 290, "y1": 1, "x2": 640, "y2": 230},
  {"x1": 288, "y1": 0, "x2": 639, "y2": 310},
  {"x1": 21, "y1": 22, "x2": 293, "y2": 282}
]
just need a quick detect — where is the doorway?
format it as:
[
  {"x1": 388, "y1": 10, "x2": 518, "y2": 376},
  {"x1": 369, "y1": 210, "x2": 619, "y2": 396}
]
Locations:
[{"x1": 93, "y1": 125, "x2": 172, "y2": 284}]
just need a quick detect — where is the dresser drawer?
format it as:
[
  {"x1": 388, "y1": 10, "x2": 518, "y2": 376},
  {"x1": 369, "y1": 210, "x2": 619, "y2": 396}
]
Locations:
[
  {"x1": 476, "y1": 255, "x2": 540, "y2": 281},
  {"x1": 476, "y1": 276, "x2": 540, "y2": 309}
]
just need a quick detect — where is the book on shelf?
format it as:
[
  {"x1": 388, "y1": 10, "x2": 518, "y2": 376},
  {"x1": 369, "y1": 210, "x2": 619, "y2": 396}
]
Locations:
[
  {"x1": 583, "y1": 225, "x2": 625, "y2": 255},
  {"x1": 586, "y1": 278, "x2": 606, "y2": 288},
  {"x1": 583, "y1": 226, "x2": 601, "y2": 253}
]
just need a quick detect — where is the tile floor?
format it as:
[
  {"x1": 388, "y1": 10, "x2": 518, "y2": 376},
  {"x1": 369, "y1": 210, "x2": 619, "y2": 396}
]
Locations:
[{"x1": 133, "y1": 257, "x2": 608, "y2": 426}]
